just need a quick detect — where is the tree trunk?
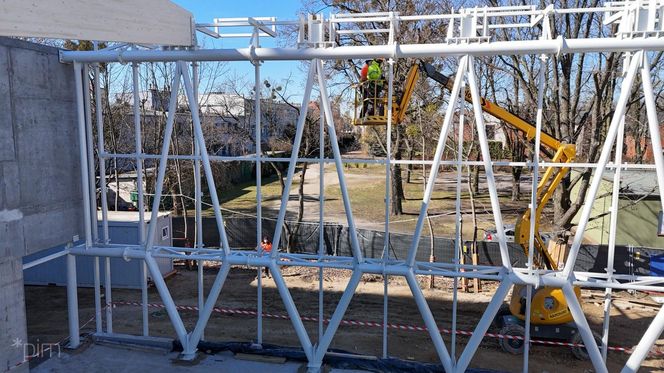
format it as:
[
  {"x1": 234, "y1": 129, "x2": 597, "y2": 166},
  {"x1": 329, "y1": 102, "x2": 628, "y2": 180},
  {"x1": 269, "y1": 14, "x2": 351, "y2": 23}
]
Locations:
[
  {"x1": 511, "y1": 167, "x2": 522, "y2": 201},
  {"x1": 471, "y1": 152, "x2": 480, "y2": 194}
]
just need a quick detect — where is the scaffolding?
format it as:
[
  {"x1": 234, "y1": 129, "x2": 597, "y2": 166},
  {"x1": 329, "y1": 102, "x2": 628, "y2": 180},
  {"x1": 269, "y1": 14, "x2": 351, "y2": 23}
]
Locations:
[{"x1": 31, "y1": 2, "x2": 664, "y2": 372}]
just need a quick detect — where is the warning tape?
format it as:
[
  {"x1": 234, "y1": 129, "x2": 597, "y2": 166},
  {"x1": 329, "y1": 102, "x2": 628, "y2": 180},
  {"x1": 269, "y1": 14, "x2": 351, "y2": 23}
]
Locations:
[{"x1": 112, "y1": 300, "x2": 664, "y2": 356}]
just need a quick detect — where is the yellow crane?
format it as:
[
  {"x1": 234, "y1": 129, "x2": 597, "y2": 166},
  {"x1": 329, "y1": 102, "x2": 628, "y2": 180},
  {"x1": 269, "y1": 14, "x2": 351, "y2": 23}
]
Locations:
[{"x1": 353, "y1": 61, "x2": 595, "y2": 358}]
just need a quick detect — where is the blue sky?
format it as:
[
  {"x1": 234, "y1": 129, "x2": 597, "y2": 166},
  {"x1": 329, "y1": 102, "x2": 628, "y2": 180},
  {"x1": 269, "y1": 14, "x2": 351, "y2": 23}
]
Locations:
[{"x1": 172, "y1": 0, "x2": 309, "y2": 96}]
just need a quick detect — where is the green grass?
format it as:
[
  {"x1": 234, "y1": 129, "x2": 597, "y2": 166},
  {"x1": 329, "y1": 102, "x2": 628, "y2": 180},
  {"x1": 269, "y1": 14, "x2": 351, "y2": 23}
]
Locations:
[
  {"x1": 190, "y1": 173, "x2": 301, "y2": 217},
  {"x1": 190, "y1": 165, "x2": 551, "y2": 238}
]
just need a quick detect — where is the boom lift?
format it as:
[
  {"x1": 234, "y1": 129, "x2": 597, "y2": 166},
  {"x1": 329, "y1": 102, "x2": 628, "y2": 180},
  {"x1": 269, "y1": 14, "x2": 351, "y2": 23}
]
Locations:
[{"x1": 354, "y1": 62, "x2": 596, "y2": 358}]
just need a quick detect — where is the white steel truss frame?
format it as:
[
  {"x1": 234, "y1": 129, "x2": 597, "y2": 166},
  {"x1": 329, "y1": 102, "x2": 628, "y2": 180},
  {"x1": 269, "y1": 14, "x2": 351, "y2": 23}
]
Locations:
[{"x1": 41, "y1": 2, "x2": 664, "y2": 372}]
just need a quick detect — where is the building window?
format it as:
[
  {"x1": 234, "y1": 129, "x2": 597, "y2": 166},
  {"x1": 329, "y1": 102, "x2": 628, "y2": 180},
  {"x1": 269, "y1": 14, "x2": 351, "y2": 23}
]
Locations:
[{"x1": 161, "y1": 226, "x2": 169, "y2": 240}]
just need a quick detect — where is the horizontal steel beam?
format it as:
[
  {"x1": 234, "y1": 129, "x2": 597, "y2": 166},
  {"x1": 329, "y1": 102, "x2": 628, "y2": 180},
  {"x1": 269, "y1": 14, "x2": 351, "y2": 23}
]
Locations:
[
  {"x1": 60, "y1": 37, "x2": 664, "y2": 63},
  {"x1": 64, "y1": 244, "x2": 664, "y2": 291}
]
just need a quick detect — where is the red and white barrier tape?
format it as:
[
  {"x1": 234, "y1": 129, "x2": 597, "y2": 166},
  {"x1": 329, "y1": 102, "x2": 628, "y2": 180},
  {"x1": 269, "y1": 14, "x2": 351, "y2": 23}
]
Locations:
[{"x1": 111, "y1": 300, "x2": 664, "y2": 356}]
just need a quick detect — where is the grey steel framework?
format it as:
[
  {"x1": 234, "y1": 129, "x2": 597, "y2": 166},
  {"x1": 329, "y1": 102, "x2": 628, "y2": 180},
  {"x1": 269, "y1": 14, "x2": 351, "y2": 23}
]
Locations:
[{"x1": 31, "y1": 2, "x2": 664, "y2": 372}]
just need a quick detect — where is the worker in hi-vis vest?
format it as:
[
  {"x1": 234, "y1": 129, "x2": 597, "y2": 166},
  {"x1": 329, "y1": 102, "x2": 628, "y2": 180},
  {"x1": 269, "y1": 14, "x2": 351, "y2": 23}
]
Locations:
[
  {"x1": 366, "y1": 58, "x2": 384, "y2": 116},
  {"x1": 261, "y1": 236, "x2": 272, "y2": 278}
]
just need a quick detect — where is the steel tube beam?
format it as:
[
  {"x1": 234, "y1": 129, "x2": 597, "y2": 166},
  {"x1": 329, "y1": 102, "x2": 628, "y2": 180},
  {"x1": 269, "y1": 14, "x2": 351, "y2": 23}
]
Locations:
[
  {"x1": 407, "y1": 56, "x2": 467, "y2": 267},
  {"x1": 254, "y1": 54, "x2": 264, "y2": 346},
  {"x1": 60, "y1": 37, "x2": 664, "y2": 64},
  {"x1": 621, "y1": 303, "x2": 664, "y2": 373},
  {"x1": 83, "y1": 65, "x2": 98, "y2": 244},
  {"x1": 100, "y1": 152, "x2": 663, "y2": 169},
  {"x1": 563, "y1": 284, "x2": 607, "y2": 373},
  {"x1": 74, "y1": 63, "x2": 93, "y2": 248},
  {"x1": 144, "y1": 253, "x2": 190, "y2": 352},
  {"x1": 132, "y1": 62, "x2": 149, "y2": 337},
  {"x1": 466, "y1": 57, "x2": 511, "y2": 269},
  {"x1": 66, "y1": 254, "x2": 80, "y2": 348},
  {"x1": 451, "y1": 80, "x2": 466, "y2": 360},
  {"x1": 269, "y1": 262, "x2": 314, "y2": 361},
  {"x1": 455, "y1": 279, "x2": 512, "y2": 373},
  {"x1": 602, "y1": 115, "x2": 625, "y2": 360},
  {"x1": 104, "y1": 257, "x2": 112, "y2": 333},
  {"x1": 181, "y1": 63, "x2": 232, "y2": 254},
  {"x1": 405, "y1": 270, "x2": 453, "y2": 373},
  {"x1": 641, "y1": 54, "x2": 664, "y2": 216},
  {"x1": 186, "y1": 261, "x2": 232, "y2": 357},
  {"x1": 382, "y1": 57, "x2": 395, "y2": 359},
  {"x1": 145, "y1": 64, "x2": 182, "y2": 250},
  {"x1": 316, "y1": 59, "x2": 364, "y2": 262},
  {"x1": 93, "y1": 59, "x2": 108, "y2": 335},
  {"x1": 318, "y1": 94, "x2": 325, "y2": 342},
  {"x1": 270, "y1": 62, "x2": 316, "y2": 255},
  {"x1": 93, "y1": 62, "x2": 109, "y2": 243},
  {"x1": 311, "y1": 269, "x2": 363, "y2": 368},
  {"x1": 192, "y1": 60, "x2": 205, "y2": 341},
  {"x1": 563, "y1": 51, "x2": 642, "y2": 277},
  {"x1": 523, "y1": 54, "x2": 548, "y2": 371},
  {"x1": 93, "y1": 256, "x2": 102, "y2": 333}
]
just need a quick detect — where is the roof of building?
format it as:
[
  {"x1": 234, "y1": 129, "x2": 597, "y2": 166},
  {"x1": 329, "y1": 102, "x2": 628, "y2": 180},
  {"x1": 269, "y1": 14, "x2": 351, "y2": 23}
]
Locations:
[{"x1": 97, "y1": 210, "x2": 171, "y2": 223}]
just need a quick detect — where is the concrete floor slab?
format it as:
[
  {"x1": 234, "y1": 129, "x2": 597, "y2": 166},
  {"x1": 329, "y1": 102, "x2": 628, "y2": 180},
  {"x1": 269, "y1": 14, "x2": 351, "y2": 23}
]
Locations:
[{"x1": 32, "y1": 343, "x2": 370, "y2": 373}]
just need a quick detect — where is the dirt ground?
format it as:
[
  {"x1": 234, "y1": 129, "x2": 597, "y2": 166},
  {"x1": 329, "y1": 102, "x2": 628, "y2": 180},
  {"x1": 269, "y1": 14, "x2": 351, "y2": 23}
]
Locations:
[{"x1": 26, "y1": 263, "x2": 664, "y2": 372}]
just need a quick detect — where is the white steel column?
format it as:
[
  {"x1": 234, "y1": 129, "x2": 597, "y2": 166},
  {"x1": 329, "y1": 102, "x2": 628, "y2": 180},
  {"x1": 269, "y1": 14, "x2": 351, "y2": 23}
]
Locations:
[
  {"x1": 66, "y1": 253, "x2": 80, "y2": 348},
  {"x1": 622, "y1": 303, "x2": 664, "y2": 372},
  {"x1": 92, "y1": 55, "x2": 106, "y2": 334},
  {"x1": 192, "y1": 60, "x2": 205, "y2": 342},
  {"x1": 104, "y1": 257, "x2": 112, "y2": 333},
  {"x1": 316, "y1": 59, "x2": 364, "y2": 262},
  {"x1": 145, "y1": 64, "x2": 183, "y2": 251},
  {"x1": 186, "y1": 261, "x2": 232, "y2": 357},
  {"x1": 641, "y1": 54, "x2": 664, "y2": 215},
  {"x1": 563, "y1": 284, "x2": 607, "y2": 373},
  {"x1": 563, "y1": 52, "x2": 642, "y2": 277},
  {"x1": 622, "y1": 52, "x2": 664, "y2": 372},
  {"x1": 270, "y1": 63, "x2": 316, "y2": 254},
  {"x1": 311, "y1": 269, "x2": 363, "y2": 369},
  {"x1": 318, "y1": 94, "x2": 325, "y2": 341},
  {"x1": 139, "y1": 64, "x2": 191, "y2": 353},
  {"x1": 451, "y1": 79, "x2": 466, "y2": 360},
  {"x1": 602, "y1": 114, "x2": 625, "y2": 360},
  {"x1": 405, "y1": 270, "x2": 453, "y2": 373},
  {"x1": 523, "y1": 54, "x2": 548, "y2": 371},
  {"x1": 455, "y1": 278, "x2": 513, "y2": 373},
  {"x1": 466, "y1": 56, "x2": 511, "y2": 269},
  {"x1": 83, "y1": 65, "x2": 98, "y2": 244},
  {"x1": 145, "y1": 252, "x2": 190, "y2": 352},
  {"x1": 382, "y1": 58, "x2": 395, "y2": 359},
  {"x1": 269, "y1": 261, "x2": 314, "y2": 361},
  {"x1": 407, "y1": 57, "x2": 468, "y2": 266},
  {"x1": 254, "y1": 57, "x2": 264, "y2": 345},
  {"x1": 70, "y1": 62, "x2": 87, "y2": 348},
  {"x1": 74, "y1": 63, "x2": 92, "y2": 248},
  {"x1": 132, "y1": 62, "x2": 149, "y2": 337}
]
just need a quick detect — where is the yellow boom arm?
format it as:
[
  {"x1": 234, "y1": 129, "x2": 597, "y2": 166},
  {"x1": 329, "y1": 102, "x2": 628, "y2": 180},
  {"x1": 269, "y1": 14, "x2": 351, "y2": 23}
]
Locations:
[{"x1": 410, "y1": 62, "x2": 576, "y2": 270}]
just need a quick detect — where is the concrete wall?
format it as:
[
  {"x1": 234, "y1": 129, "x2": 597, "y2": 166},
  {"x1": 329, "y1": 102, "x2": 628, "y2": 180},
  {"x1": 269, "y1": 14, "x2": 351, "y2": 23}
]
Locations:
[{"x1": 0, "y1": 37, "x2": 82, "y2": 372}]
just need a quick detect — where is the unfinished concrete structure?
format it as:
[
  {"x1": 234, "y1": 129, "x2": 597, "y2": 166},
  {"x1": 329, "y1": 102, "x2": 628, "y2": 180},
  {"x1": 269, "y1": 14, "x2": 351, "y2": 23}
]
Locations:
[
  {"x1": 0, "y1": 37, "x2": 83, "y2": 372},
  {"x1": 5, "y1": 1, "x2": 664, "y2": 373}
]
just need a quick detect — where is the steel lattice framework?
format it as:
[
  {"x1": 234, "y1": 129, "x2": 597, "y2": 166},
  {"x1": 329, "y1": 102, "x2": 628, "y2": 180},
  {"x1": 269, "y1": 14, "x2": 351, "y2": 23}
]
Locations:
[{"x1": 29, "y1": 2, "x2": 664, "y2": 372}]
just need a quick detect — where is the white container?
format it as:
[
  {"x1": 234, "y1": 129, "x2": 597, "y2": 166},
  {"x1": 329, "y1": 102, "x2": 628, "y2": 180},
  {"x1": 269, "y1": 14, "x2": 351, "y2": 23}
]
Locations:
[{"x1": 23, "y1": 211, "x2": 174, "y2": 289}]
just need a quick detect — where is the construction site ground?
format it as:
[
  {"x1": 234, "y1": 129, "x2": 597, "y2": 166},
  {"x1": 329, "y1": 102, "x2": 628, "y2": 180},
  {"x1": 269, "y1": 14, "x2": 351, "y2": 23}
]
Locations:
[{"x1": 26, "y1": 264, "x2": 664, "y2": 372}]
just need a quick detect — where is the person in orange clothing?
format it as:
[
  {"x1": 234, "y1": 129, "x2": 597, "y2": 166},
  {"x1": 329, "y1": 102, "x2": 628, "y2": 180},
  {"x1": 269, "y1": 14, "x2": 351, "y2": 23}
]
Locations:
[{"x1": 261, "y1": 236, "x2": 272, "y2": 278}]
